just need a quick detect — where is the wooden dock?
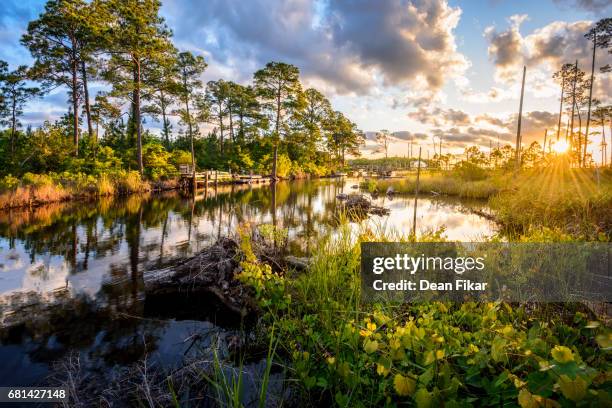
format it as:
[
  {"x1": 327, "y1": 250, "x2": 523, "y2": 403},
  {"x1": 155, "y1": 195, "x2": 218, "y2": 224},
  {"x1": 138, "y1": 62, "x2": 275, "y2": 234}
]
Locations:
[{"x1": 179, "y1": 165, "x2": 270, "y2": 189}]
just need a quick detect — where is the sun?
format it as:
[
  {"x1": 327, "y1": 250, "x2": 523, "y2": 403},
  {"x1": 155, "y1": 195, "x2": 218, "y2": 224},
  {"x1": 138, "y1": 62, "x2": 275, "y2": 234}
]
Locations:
[{"x1": 552, "y1": 140, "x2": 569, "y2": 154}]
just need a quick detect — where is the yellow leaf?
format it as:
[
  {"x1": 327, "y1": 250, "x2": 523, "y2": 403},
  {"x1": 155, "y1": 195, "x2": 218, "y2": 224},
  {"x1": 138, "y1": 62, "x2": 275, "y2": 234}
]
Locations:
[
  {"x1": 393, "y1": 373, "x2": 416, "y2": 396},
  {"x1": 491, "y1": 336, "x2": 508, "y2": 363},
  {"x1": 364, "y1": 340, "x2": 379, "y2": 354},
  {"x1": 423, "y1": 350, "x2": 435, "y2": 366},
  {"x1": 596, "y1": 333, "x2": 612, "y2": 349},
  {"x1": 557, "y1": 375, "x2": 587, "y2": 402},
  {"x1": 518, "y1": 389, "x2": 539, "y2": 408},
  {"x1": 551, "y1": 346, "x2": 574, "y2": 364}
]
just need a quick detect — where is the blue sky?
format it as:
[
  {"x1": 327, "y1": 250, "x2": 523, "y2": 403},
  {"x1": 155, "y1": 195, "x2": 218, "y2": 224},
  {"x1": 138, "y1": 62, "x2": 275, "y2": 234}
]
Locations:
[{"x1": 1, "y1": 0, "x2": 610, "y2": 160}]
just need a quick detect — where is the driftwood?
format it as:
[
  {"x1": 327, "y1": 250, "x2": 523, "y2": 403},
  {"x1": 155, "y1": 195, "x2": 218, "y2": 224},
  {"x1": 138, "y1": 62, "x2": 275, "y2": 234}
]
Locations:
[
  {"x1": 143, "y1": 238, "x2": 257, "y2": 317},
  {"x1": 470, "y1": 208, "x2": 497, "y2": 222},
  {"x1": 344, "y1": 194, "x2": 390, "y2": 217}
]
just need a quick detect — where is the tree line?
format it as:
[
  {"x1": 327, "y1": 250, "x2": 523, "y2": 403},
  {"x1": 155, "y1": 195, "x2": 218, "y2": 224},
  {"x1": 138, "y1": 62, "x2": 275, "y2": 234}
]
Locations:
[{"x1": 0, "y1": 0, "x2": 365, "y2": 180}]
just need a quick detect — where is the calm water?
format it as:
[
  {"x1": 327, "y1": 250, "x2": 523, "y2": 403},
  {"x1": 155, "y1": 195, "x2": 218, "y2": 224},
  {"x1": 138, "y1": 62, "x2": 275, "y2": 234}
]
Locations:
[{"x1": 0, "y1": 179, "x2": 495, "y2": 389}]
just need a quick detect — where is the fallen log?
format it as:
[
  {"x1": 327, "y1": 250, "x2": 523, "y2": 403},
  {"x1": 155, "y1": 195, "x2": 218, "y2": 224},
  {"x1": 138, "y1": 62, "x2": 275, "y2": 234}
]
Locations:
[
  {"x1": 143, "y1": 237, "x2": 257, "y2": 317},
  {"x1": 285, "y1": 255, "x2": 311, "y2": 271}
]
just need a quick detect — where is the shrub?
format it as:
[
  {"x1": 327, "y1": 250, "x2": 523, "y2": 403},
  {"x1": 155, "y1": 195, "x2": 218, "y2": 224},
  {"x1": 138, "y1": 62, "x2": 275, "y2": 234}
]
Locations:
[
  {"x1": 96, "y1": 173, "x2": 115, "y2": 196},
  {"x1": 454, "y1": 161, "x2": 488, "y2": 181},
  {"x1": 0, "y1": 175, "x2": 19, "y2": 192},
  {"x1": 276, "y1": 154, "x2": 293, "y2": 178},
  {"x1": 22, "y1": 172, "x2": 56, "y2": 187},
  {"x1": 114, "y1": 170, "x2": 149, "y2": 194}
]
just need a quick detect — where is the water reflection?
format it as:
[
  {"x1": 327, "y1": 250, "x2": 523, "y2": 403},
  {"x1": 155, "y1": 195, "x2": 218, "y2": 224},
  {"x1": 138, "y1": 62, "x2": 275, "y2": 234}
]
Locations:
[
  {"x1": 0, "y1": 179, "x2": 495, "y2": 388},
  {"x1": 0, "y1": 180, "x2": 496, "y2": 307}
]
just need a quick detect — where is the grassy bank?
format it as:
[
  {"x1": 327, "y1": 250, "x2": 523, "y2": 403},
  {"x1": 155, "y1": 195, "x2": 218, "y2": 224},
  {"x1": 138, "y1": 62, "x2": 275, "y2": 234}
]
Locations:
[
  {"x1": 238, "y1": 225, "x2": 611, "y2": 407},
  {"x1": 364, "y1": 164, "x2": 612, "y2": 239},
  {"x1": 0, "y1": 171, "x2": 157, "y2": 209}
]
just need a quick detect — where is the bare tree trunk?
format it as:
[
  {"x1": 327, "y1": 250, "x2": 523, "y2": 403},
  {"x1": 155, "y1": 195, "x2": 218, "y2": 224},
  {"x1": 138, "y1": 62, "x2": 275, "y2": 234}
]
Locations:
[
  {"x1": 272, "y1": 89, "x2": 281, "y2": 181},
  {"x1": 577, "y1": 108, "x2": 582, "y2": 165},
  {"x1": 515, "y1": 66, "x2": 526, "y2": 169},
  {"x1": 412, "y1": 147, "x2": 422, "y2": 236},
  {"x1": 218, "y1": 111, "x2": 225, "y2": 154},
  {"x1": 584, "y1": 33, "x2": 596, "y2": 167},
  {"x1": 81, "y1": 61, "x2": 93, "y2": 140},
  {"x1": 569, "y1": 60, "x2": 578, "y2": 166},
  {"x1": 184, "y1": 84, "x2": 195, "y2": 177},
  {"x1": 228, "y1": 107, "x2": 235, "y2": 143},
  {"x1": 160, "y1": 90, "x2": 170, "y2": 146},
  {"x1": 10, "y1": 96, "x2": 16, "y2": 163},
  {"x1": 557, "y1": 77, "x2": 564, "y2": 140},
  {"x1": 135, "y1": 59, "x2": 143, "y2": 175},
  {"x1": 71, "y1": 60, "x2": 80, "y2": 156}
]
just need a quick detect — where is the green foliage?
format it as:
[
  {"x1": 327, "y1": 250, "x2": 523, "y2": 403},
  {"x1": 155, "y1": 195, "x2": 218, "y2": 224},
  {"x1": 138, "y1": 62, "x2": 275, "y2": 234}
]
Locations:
[
  {"x1": 236, "y1": 225, "x2": 291, "y2": 311},
  {"x1": 142, "y1": 142, "x2": 176, "y2": 180},
  {"x1": 454, "y1": 161, "x2": 488, "y2": 181},
  {"x1": 238, "y1": 225, "x2": 611, "y2": 407},
  {"x1": 275, "y1": 154, "x2": 293, "y2": 178}
]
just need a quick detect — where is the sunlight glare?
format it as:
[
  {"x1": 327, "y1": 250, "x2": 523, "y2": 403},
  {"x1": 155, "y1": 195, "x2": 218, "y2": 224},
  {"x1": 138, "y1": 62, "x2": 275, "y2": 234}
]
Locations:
[{"x1": 553, "y1": 140, "x2": 569, "y2": 154}]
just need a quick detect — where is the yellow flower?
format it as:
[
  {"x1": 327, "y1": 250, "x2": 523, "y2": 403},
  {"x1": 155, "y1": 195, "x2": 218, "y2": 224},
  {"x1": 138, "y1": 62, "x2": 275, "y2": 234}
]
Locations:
[
  {"x1": 359, "y1": 322, "x2": 377, "y2": 337},
  {"x1": 376, "y1": 363, "x2": 390, "y2": 377},
  {"x1": 389, "y1": 338, "x2": 401, "y2": 351},
  {"x1": 432, "y1": 335, "x2": 445, "y2": 344},
  {"x1": 326, "y1": 356, "x2": 336, "y2": 365},
  {"x1": 393, "y1": 373, "x2": 416, "y2": 396},
  {"x1": 435, "y1": 349, "x2": 445, "y2": 360},
  {"x1": 551, "y1": 346, "x2": 574, "y2": 363}
]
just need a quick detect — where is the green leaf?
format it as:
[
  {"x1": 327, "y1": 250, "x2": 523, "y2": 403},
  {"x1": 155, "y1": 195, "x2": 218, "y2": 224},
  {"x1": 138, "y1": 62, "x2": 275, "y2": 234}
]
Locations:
[
  {"x1": 415, "y1": 387, "x2": 433, "y2": 408},
  {"x1": 557, "y1": 374, "x2": 588, "y2": 402},
  {"x1": 491, "y1": 336, "x2": 508, "y2": 363}
]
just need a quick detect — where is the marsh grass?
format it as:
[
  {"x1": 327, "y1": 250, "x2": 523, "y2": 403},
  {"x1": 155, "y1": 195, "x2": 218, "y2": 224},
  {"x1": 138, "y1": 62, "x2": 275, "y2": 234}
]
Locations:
[
  {"x1": 365, "y1": 165, "x2": 612, "y2": 239},
  {"x1": 490, "y1": 166, "x2": 612, "y2": 239},
  {"x1": 365, "y1": 171, "x2": 506, "y2": 199},
  {"x1": 0, "y1": 171, "x2": 153, "y2": 209}
]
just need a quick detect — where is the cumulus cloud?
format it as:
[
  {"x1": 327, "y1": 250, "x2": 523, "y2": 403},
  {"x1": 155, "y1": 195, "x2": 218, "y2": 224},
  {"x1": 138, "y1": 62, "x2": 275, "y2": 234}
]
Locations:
[
  {"x1": 408, "y1": 106, "x2": 471, "y2": 126},
  {"x1": 162, "y1": 0, "x2": 469, "y2": 97},
  {"x1": 392, "y1": 131, "x2": 429, "y2": 141},
  {"x1": 484, "y1": 15, "x2": 611, "y2": 92}
]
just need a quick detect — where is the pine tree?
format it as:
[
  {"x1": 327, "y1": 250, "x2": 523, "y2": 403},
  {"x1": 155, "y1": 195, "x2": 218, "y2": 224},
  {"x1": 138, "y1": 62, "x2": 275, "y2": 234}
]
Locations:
[
  {"x1": 0, "y1": 62, "x2": 41, "y2": 164},
  {"x1": 22, "y1": 0, "x2": 94, "y2": 156},
  {"x1": 101, "y1": 0, "x2": 175, "y2": 174},
  {"x1": 253, "y1": 62, "x2": 302, "y2": 180}
]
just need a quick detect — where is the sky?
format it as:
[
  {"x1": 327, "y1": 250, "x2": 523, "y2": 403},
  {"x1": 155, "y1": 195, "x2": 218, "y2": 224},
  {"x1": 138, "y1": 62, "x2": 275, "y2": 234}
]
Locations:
[{"x1": 1, "y1": 0, "x2": 611, "y2": 161}]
